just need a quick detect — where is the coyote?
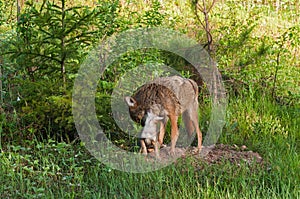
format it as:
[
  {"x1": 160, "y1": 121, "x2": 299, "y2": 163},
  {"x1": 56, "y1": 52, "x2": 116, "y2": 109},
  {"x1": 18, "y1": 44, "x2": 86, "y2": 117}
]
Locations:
[{"x1": 125, "y1": 76, "x2": 202, "y2": 156}]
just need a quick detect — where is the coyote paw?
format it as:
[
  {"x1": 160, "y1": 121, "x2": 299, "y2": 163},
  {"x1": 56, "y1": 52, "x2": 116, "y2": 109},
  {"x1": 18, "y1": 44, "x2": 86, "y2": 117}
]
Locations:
[
  {"x1": 141, "y1": 150, "x2": 148, "y2": 155},
  {"x1": 168, "y1": 148, "x2": 176, "y2": 156},
  {"x1": 191, "y1": 146, "x2": 202, "y2": 154}
]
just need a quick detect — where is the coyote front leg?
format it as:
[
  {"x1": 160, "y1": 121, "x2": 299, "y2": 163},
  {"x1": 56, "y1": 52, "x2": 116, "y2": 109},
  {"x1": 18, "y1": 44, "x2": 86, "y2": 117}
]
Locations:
[{"x1": 158, "y1": 118, "x2": 168, "y2": 147}]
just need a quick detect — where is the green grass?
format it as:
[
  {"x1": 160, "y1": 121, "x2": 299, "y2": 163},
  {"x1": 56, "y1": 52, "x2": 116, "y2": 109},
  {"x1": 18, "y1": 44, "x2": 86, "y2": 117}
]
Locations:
[{"x1": 1, "y1": 93, "x2": 299, "y2": 198}]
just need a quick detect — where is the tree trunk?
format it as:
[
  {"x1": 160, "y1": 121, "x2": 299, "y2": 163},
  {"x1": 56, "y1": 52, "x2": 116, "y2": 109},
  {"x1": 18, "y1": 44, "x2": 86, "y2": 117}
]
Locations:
[{"x1": 202, "y1": 0, "x2": 214, "y2": 54}]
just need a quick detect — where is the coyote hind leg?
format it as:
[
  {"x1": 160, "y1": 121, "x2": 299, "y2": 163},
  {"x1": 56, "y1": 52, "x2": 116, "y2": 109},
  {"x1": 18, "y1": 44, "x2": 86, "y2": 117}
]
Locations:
[
  {"x1": 182, "y1": 111, "x2": 195, "y2": 138},
  {"x1": 192, "y1": 109, "x2": 202, "y2": 152},
  {"x1": 183, "y1": 107, "x2": 202, "y2": 152}
]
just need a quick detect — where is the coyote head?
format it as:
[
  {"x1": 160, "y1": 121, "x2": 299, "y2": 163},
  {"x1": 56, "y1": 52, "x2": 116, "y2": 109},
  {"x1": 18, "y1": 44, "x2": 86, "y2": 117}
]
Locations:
[
  {"x1": 125, "y1": 96, "x2": 164, "y2": 127},
  {"x1": 124, "y1": 96, "x2": 147, "y2": 126},
  {"x1": 140, "y1": 109, "x2": 163, "y2": 141}
]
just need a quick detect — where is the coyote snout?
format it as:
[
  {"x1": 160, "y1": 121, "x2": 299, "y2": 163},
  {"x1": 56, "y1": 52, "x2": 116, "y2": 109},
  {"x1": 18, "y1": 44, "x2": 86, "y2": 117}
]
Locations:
[
  {"x1": 139, "y1": 110, "x2": 163, "y2": 158},
  {"x1": 125, "y1": 76, "x2": 202, "y2": 156}
]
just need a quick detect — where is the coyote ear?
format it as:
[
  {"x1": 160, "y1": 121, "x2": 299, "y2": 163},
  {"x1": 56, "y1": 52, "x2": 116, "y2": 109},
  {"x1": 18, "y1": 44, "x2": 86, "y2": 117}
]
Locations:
[{"x1": 124, "y1": 96, "x2": 137, "y2": 107}]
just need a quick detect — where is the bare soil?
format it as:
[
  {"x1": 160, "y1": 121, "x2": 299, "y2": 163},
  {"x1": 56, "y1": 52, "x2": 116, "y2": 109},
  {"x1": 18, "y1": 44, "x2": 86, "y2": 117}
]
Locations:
[{"x1": 146, "y1": 144, "x2": 264, "y2": 166}]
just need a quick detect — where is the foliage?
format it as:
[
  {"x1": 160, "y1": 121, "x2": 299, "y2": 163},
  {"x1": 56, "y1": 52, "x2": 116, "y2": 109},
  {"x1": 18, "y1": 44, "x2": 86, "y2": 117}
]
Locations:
[
  {"x1": 213, "y1": 2, "x2": 300, "y2": 101},
  {"x1": 1, "y1": 0, "x2": 118, "y2": 140},
  {"x1": 0, "y1": 0, "x2": 298, "y2": 145},
  {"x1": 0, "y1": 0, "x2": 15, "y2": 32},
  {"x1": 0, "y1": 0, "x2": 299, "y2": 197}
]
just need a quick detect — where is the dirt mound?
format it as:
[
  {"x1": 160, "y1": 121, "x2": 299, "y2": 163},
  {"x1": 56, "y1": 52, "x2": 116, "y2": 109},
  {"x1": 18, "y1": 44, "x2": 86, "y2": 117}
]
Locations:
[
  {"x1": 146, "y1": 144, "x2": 264, "y2": 166},
  {"x1": 200, "y1": 144, "x2": 263, "y2": 165}
]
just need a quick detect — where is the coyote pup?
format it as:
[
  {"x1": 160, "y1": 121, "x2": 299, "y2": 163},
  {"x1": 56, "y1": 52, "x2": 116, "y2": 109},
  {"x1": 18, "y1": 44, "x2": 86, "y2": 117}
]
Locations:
[{"x1": 125, "y1": 76, "x2": 202, "y2": 156}]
